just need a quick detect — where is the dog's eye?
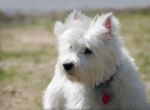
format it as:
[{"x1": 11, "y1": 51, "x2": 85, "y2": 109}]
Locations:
[{"x1": 84, "y1": 47, "x2": 92, "y2": 54}]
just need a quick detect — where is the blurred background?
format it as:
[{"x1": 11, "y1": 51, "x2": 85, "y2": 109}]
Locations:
[{"x1": 0, "y1": 0, "x2": 150, "y2": 110}]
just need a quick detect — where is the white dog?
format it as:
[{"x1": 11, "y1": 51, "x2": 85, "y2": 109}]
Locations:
[{"x1": 43, "y1": 11, "x2": 149, "y2": 110}]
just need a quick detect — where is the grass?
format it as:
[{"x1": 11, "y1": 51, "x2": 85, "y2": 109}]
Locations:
[
  {"x1": 0, "y1": 50, "x2": 52, "y2": 61},
  {"x1": 0, "y1": 68, "x2": 17, "y2": 82},
  {"x1": 118, "y1": 11, "x2": 150, "y2": 80},
  {"x1": 0, "y1": 9, "x2": 150, "y2": 110}
]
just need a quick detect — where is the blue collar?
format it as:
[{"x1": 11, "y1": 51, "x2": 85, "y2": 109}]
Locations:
[{"x1": 94, "y1": 67, "x2": 118, "y2": 90}]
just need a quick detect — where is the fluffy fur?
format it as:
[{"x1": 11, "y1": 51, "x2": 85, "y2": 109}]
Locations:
[{"x1": 43, "y1": 11, "x2": 149, "y2": 110}]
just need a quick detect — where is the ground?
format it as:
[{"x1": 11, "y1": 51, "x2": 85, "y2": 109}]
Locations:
[{"x1": 0, "y1": 10, "x2": 150, "y2": 110}]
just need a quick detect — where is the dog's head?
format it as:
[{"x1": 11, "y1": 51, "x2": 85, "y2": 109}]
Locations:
[{"x1": 54, "y1": 11, "x2": 122, "y2": 84}]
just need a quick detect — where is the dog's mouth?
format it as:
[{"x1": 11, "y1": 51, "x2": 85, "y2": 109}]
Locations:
[
  {"x1": 65, "y1": 73, "x2": 83, "y2": 83},
  {"x1": 65, "y1": 70, "x2": 74, "y2": 75},
  {"x1": 63, "y1": 67, "x2": 75, "y2": 76},
  {"x1": 63, "y1": 69, "x2": 82, "y2": 82}
]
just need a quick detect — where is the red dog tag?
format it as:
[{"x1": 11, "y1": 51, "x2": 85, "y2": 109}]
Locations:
[{"x1": 102, "y1": 93, "x2": 110, "y2": 104}]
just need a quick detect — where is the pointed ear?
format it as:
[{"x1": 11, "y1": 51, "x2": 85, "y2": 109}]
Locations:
[
  {"x1": 103, "y1": 13, "x2": 113, "y2": 36},
  {"x1": 54, "y1": 21, "x2": 64, "y2": 37},
  {"x1": 102, "y1": 13, "x2": 119, "y2": 39},
  {"x1": 68, "y1": 10, "x2": 82, "y2": 20},
  {"x1": 72, "y1": 10, "x2": 80, "y2": 20}
]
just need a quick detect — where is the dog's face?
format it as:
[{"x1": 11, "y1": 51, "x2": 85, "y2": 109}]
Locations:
[{"x1": 54, "y1": 11, "x2": 121, "y2": 84}]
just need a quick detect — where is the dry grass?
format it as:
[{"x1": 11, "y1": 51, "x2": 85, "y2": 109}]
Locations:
[
  {"x1": 0, "y1": 25, "x2": 57, "y2": 110},
  {"x1": 0, "y1": 10, "x2": 150, "y2": 110}
]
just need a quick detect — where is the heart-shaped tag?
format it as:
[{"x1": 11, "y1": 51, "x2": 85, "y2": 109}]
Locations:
[{"x1": 102, "y1": 93, "x2": 110, "y2": 104}]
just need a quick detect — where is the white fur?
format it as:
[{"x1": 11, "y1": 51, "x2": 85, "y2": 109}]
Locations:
[{"x1": 43, "y1": 11, "x2": 149, "y2": 110}]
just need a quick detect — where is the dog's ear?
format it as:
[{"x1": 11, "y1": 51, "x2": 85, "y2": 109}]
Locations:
[
  {"x1": 72, "y1": 10, "x2": 81, "y2": 20},
  {"x1": 102, "y1": 13, "x2": 119, "y2": 40},
  {"x1": 104, "y1": 13, "x2": 112, "y2": 36},
  {"x1": 54, "y1": 21, "x2": 64, "y2": 37},
  {"x1": 67, "y1": 10, "x2": 82, "y2": 21}
]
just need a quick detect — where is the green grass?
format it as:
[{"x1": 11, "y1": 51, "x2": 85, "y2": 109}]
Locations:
[
  {"x1": 117, "y1": 11, "x2": 150, "y2": 80},
  {"x1": 0, "y1": 68, "x2": 17, "y2": 82},
  {"x1": 0, "y1": 50, "x2": 50, "y2": 60}
]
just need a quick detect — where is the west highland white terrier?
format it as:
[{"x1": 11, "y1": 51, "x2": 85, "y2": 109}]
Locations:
[{"x1": 43, "y1": 11, "x2": 149, "y2": 110}]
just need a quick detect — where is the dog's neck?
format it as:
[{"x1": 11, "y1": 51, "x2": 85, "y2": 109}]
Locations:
[
  {"x1": 94, "y1": 73, "x2": 116, "y2": 90},
  {"x1": 93, "y1": 66, "x2": 118, "y2": 105},
  {"x1": 94, "y1": 66, "x2": 118, "y2": 90}
]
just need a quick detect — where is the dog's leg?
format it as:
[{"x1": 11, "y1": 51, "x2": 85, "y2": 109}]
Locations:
[{"x1": 43, "y1": 72, "x2": 65, "y2": 110}]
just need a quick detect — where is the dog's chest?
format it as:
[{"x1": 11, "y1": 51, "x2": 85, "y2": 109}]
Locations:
[{"x1": 64, "y1": 83, "x2": 116, "y2": 109}]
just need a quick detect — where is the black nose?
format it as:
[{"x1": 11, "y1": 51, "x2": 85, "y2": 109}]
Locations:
[{"x1": 63, "y1": 63, "x2": 74, "y2": 71}]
